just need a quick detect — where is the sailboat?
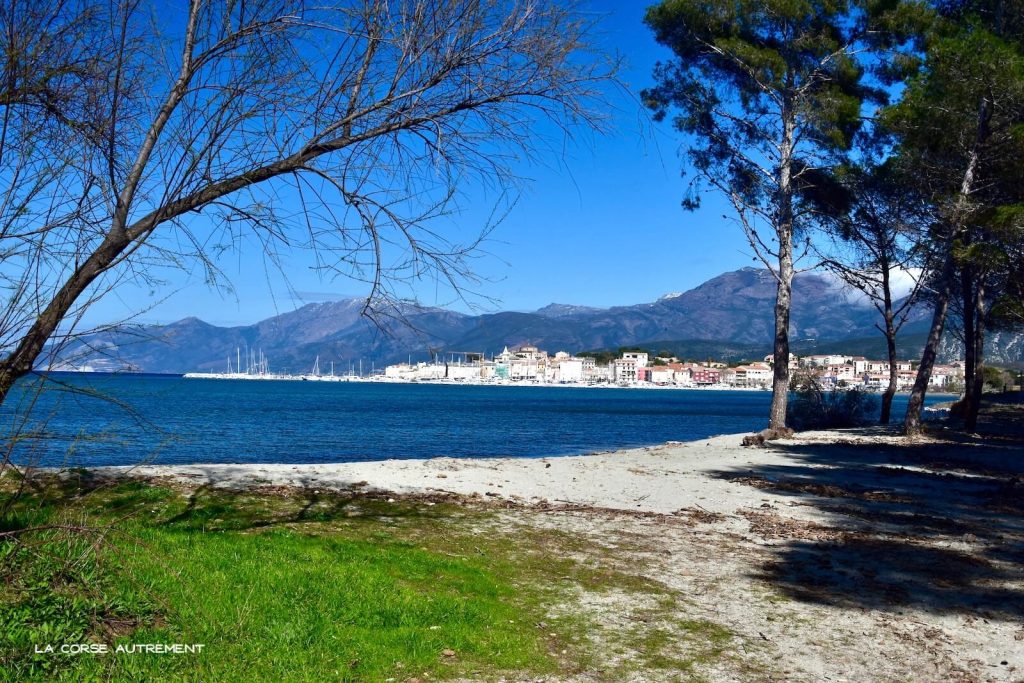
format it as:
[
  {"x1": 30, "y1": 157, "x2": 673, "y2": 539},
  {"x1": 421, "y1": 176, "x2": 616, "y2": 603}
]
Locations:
[{"x1": 302, "y1": 355, "x2": 321, "y2": 381}]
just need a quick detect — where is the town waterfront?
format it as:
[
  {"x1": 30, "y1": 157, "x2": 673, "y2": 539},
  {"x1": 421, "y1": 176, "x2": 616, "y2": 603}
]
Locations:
[{"x1": 5, "y1": 374, "x2": 950, "y2": 467}]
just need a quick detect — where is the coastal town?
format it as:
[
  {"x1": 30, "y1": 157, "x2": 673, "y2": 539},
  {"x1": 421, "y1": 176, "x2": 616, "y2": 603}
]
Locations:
[
  {"x1": 381, "y1": 345, "x2": 966, "y2": 391},
  {"x1": 182, "y1": 344, "x2": 966, "y2": 392}
]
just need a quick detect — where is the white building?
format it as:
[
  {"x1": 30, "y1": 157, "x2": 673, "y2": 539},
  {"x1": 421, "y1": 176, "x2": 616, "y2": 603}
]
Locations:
[
  {"x1": 494, "y1": 345, "x2": 549, "y2": 381},
  {"x1": 612, "y1": 358, "x2": 638, "y2": 383},
  {"x1": 824, "y1": 364, "x2": 858, "y2": 383},
  {"x1": 586, "y1": 361, "x2": 612, "y2": 382},
  {"x1": 446, "y1": 363, "x2": 487, "y2": 381},
  {"x1": 673, "y1": 365, "x2": 693, "y2": 385},
  {"x1": 649, "y1": 367, "x2": 675, "y2": 384},
  {"x1": 552, "y1": 357, "x2": 584, "y2": 383},
  {"x1": 385, "y1": 363, "x2": 414, "y2": 379},
  {"x1": 384, "y1": 362, "x2": 445, "y2": 381},
  {"x1": 746, "y1": 363, "x2": 773, "y2": 386},
  {"x1": 930, "y1": 364, "x2": 964, "y2": 389},
  {"x1": 621, "y1": 351, "x2": 649, "y2": 368}
]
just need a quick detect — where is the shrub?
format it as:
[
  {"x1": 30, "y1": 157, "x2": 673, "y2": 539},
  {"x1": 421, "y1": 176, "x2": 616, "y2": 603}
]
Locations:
[{"x1": 787, "y1": 378, "x2": 880, "y2": 431}]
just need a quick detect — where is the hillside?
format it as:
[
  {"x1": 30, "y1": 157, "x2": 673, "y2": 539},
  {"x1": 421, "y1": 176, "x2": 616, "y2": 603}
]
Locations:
[{"x1": 54, "y1": 268, "x2": 1020, "y2": 373}]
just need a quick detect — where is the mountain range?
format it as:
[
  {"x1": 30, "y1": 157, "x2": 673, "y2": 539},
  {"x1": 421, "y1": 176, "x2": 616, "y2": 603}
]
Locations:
[{"x1": 57, "y1": 267, "x2": 1024, "y2": 373}]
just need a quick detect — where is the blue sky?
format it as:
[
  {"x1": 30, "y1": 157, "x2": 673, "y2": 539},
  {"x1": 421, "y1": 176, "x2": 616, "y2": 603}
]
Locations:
[{"x1": 87, "y1": 1, "x2": 758, "y2": 329}]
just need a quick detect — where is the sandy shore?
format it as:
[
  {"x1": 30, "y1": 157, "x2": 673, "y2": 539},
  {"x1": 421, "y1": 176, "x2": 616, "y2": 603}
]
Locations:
[
  {"x1": 81, "y1": 425, "x2": 1024, "y2": 681},
  {"x1": 91, "y1": 432, "x2": 836, "y2": 519}
]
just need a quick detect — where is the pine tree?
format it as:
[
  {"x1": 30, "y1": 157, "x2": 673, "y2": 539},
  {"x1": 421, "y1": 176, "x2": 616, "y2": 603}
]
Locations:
[
  {"x1": 644, "y1": 0, "x2": 875, "y2": 432},
  {"x1": 884, "y1": 0, "x2": 1024, "y2": 434}
]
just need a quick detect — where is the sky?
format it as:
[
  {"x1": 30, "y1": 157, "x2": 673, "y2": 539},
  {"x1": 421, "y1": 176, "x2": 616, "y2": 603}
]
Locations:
[{"x1": 85, "y1": 1, "x2": 760, "y2": 329}]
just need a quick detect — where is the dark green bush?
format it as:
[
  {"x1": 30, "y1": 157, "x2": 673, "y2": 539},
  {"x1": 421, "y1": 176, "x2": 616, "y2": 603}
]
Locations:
[{"x1": 787, "y1": 379, "x2": 880, "y2": 431}]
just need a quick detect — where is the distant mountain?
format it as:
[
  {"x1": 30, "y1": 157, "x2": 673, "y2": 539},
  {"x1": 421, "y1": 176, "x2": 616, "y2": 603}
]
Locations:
[
  {"x1": 54, "y1": 267, "x2": 1022, "y2": 373},
  {"x1": 533, "y1": 303, "x2": 602, "y2": 318}
]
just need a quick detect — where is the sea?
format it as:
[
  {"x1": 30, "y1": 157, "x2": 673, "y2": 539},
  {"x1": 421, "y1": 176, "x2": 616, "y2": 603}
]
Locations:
[{"x1": 2, "y1": 374, "x2": 951, "y2": 467}]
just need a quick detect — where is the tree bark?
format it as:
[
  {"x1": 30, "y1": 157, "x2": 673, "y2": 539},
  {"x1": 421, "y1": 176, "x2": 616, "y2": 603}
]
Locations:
[
  {"x1": 961, "y1": 264, "x2": 976, "y2": 415},
  {"x1": 770, "y1": 241, "x2": 794, "y2": 431},
  {"x1": 0, "y1": 231, "x2": 131, "y2": 406},
  {"x1": 768, "y1": 104, "x2": 795, "y2": 433},
  {"x1": 881, "y1": 308, "x2": 898, "y2": 425},
  {"x1": 904, "y1": 255, "x2": 955, "y2": 436},
  {"x1": 879, "y1": 254, "x2": 897, "y2": 425},
  {"x1": 965, "y1": 280, "x2": 987, "y2": 431}
]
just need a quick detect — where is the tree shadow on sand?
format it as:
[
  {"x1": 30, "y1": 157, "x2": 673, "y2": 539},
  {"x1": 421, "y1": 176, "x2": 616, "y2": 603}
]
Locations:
[{"x1": 708, "y1": 401, "x2": 1024, "y2": 621}]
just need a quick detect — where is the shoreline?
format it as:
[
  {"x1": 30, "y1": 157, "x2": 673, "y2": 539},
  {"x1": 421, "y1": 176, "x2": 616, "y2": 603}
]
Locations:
[
  {"x1": 49, "y1": 370, "x2": 964, "y2": 396},
  {"x1": 76, "y1": 428, "x2": 941, "y2": 519}
]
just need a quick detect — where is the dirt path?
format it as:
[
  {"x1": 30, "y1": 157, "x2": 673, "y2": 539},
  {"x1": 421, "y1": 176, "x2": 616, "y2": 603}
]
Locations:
[{"x1": 500, "y1": 500, "x2": 1021, "y2": 682}]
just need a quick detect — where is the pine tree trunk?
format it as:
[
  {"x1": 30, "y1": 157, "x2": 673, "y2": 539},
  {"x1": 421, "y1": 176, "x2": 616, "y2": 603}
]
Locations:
[
  {"x1": 768, "y1": 102, "x2": 795, "y2": 434},
  {"x1": 769, "y1": 241, "x2": 793, "y2": 431},
  {"x1": 961, "y1": 266, "x2": 976, "y2": 416},
  {"x1": 905, "y1": 95, "x2": 991, "y2": 436},
  {"x1": 966, "y1": 280, "x2": 987, "y2": 431},
  {"x1": 904, "y1": 258, "x2": 954, "y2": 436},
  {"x1": 881, "y1": 312, "x2": 898, "y2": 425},
  {"x1": 880, "y1": 260, "x2": 897, "y2": 425}
]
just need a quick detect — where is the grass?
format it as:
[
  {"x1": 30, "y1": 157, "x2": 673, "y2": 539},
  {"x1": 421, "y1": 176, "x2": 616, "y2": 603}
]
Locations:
[
  {"x1": 633, "y1": 618, "x2": 732, "y2": 674},
  {"x1": 596, "y1": 591, "x2": 738, "y2": 683},
  {"x1": 0, "y1": 474, "x2": 709, "y2": 682}
]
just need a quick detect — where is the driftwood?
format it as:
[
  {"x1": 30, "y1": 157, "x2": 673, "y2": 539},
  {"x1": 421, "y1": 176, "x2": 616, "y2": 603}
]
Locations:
[{"x1": 741, "y1": 427, "x2": 795, "y2": 448}]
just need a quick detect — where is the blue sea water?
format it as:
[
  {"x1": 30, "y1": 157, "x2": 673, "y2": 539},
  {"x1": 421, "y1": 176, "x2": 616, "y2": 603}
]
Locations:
[{"x1": 3, "y1": 374, "x2": 951, "y2": 467}]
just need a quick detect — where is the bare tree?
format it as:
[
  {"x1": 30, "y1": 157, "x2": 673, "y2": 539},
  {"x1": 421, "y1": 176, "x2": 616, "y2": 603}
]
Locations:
[{"x1": 0, "y1": 0, "x2": 615, "y2": 423}]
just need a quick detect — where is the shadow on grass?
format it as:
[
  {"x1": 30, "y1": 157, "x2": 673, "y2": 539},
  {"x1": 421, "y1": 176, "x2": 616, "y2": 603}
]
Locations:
[
  {"x1": 2, "y1": 467, "x2": 462, "y2": 538},
  {"x1": 710, "y1": 400, "x2": 1024, "y2": 620},
  {"x1": 156, "y1": 479, "x2": 457, "y2": 532},
  {"x1": 2, "y1": 470, "x2": 597, "y2": 683}
]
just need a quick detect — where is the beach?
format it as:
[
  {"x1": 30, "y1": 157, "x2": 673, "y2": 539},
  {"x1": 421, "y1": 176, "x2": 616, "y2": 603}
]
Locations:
[
  {"x1": 80, "y1": 419, "x2": 1024, "y2": 682},
  {"x1": 92, "y1": 433, "x2": 811, "y2": 517}
]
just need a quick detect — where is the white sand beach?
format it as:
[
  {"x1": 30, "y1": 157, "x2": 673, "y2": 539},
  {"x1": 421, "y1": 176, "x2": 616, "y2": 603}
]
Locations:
[
  {"x1": 91, "y1": 433, "x2": 833, "y2": 519},
  {"x1": 82, "y1": 427, "x2": 1024, "y2": 682}
]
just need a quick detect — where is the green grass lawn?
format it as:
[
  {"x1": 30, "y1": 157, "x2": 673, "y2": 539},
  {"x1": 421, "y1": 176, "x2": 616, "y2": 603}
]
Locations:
[{"x1": 1, "y1": 475, "x2": 613, "y2": 682}]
